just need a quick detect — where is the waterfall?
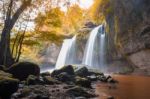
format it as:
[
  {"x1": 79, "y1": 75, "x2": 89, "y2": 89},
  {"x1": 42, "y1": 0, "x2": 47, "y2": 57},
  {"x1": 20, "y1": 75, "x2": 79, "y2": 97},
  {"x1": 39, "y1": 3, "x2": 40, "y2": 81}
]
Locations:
[
  {"x1": 100, "y1": 33, "x2": 105, "y2": 68},
  {"x1": 82, "y1": 25, "x2": 106, "y2": 69},
  {"x1": 65, "y1": 36, "x2": 77, "y2": 65},
  {"x1": 55, "y1": 35, "x2": 77, "y2": 69}
]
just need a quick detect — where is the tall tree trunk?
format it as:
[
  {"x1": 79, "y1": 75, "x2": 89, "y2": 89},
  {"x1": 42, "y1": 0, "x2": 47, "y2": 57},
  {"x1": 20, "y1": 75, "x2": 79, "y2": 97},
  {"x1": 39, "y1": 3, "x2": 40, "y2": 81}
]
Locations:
[
  {"x1": 0, "y1": 0, "x2": 14, "y2": 66},
  {"x1": 0, "y1": 27, "x2": 14, "y2": 66},
  {"x1": 0, "y1": 0, "x2": 31, "y2": 66}
]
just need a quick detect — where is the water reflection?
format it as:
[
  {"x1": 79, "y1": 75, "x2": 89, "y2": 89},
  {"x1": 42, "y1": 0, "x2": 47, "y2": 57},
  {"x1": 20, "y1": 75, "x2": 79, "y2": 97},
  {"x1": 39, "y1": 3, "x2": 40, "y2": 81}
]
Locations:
[{"x1": 96, "y1": 75, "x2": 150, "y2": 99}]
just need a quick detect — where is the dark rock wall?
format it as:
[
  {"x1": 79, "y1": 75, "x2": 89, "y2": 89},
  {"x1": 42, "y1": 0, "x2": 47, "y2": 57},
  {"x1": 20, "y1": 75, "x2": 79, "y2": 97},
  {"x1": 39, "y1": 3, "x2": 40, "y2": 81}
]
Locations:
[{"x1": 106, "y1": 0, "x2": 150, "y2": 72}]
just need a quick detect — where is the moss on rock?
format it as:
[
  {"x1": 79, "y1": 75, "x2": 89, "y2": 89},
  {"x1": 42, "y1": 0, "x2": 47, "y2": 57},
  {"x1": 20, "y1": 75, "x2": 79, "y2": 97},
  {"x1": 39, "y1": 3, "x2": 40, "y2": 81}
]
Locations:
[
  {"x1": 7, "y1": 62, "x2": 40, "y2": 81},
  {"x1": 0, "y1": 71, "x2": 19, "y2": 99}
]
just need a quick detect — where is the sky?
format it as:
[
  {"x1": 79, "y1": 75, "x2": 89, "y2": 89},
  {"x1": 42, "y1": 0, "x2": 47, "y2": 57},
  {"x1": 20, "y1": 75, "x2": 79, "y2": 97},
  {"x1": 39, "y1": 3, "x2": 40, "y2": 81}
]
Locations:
[
  {"x1": 72, "y1": 0, "x2": 93, "y2": 8},
  {"x1": 61, "y1": 0, "x2": 94, "y2": 11}
]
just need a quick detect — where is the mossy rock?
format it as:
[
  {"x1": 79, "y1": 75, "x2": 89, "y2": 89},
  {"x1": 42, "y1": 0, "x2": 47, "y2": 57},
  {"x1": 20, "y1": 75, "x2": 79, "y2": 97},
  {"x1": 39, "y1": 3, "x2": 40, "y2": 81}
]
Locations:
[
  {"x1": 0, "y1": 71, "x2": 19, "y2": 99},
  {"x1": 88, "y1": 69, "x2": 104, "y2": 76},
  {"x1": 40, "y1": 72, "x2": 51, "y2": 77},
  {"x1": 26, "y1": 75, "x2": 42, "y2": 85},
  {"x1": 56, "y1": 72, "x2": 75, "y2": 83},
  {"x1": 0, "y1": 70, "x2": 12, "y2": 77},
  {"x1": 0, "y1": 65, "x2": 6, "y2": 71},
  {"x1": 75, "y1": 66, "x2": 89, "y2": 77},
  {"x1": 43, "y1": 76, "x2": 60, "y2": 85},
  {"x1": 51, "y1": 65, "x2": 74, "y2": 77},
  {"x1": 97, "y1": 75, "x2": 107, "y2": 82},
  {"x1": 7, "y1": 62, "x2": 40, "y2": 81},
  {"x1": 75, "y1": 76, "x2": 91, "y2": 88}
]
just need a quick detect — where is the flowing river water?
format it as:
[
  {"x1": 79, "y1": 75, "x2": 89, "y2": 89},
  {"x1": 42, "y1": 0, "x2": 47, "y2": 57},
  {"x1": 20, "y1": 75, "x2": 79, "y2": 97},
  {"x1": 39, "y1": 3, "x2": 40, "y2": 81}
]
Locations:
[{"x1": 96, "y1": 75, "x2": 150, "y2": 99}]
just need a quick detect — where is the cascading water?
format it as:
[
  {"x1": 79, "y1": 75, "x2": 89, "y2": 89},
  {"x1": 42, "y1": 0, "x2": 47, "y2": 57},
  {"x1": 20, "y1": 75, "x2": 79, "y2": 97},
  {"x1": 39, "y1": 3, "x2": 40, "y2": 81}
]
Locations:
[
  {"x1": 99, "y1": 32, "x2": 105, "y2": 68},
  {"x1": 65, "y1": 36, "x2": 77, "y2": 65},
  {"x1": 55, "y1": 36, "x2": 77, "y2": 69},
  {"x1": 82, "y1": 25, "x2": 106, "y2": 70}
]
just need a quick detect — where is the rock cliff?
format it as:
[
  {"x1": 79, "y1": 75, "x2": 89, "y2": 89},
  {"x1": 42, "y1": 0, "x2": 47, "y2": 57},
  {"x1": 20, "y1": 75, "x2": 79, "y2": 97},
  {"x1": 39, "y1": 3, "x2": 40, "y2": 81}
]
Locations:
[{"x1": 105, "y1": 0, "x2": 150, "y2": 75}]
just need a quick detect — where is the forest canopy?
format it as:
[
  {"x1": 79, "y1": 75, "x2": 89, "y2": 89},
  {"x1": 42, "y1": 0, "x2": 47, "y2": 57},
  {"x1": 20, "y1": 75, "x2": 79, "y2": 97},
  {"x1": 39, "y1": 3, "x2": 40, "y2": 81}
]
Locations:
[{"x1": 0, "y1": 0, "x2": 107, "y2": 66}]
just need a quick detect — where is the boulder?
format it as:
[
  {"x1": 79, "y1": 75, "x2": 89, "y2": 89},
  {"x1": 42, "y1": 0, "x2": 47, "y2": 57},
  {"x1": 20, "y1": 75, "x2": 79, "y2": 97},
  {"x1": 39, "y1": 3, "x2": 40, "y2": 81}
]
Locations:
[
  {"x1": 7, "y1": 62, "x2": 40, "y2": 81},
  {"x1": 98, "y1": 75, "x2": 107, "y2": 82},
  {"x1": 107, "y1": 96, "x2": 114, "y2": 99},
  {"x1": 0, "y1": 71, "x2": 19, "y2": 99},
  {"x1": 106, "y1": 75, "x2": 112, "y2": 81},
  {"x1": 56, "y1": 72, "x2": 75, "y2": 83},
  {"x1": 87, "y1": 75, "x2": 98, "y2": 81},
  {"x1": 26, "y1": 75, "x2": 43, "y2": 85},
  {"x1": 88, "y1": 70, "x2": 104, "y2": 76},
  {"x1": 40, "y1": 72, "x2": 51, "y2": 77},
  {"x1": 75, "y1": 66, "x2": 89, "y2": 77},
  {"x1": 51, "y1": 65, "x2": 74, "y2": 77},
  {"x1": 75, "y1": 76, "x2": 91, "y2": 88},
  {"x1": 43, "y1": 76, "x2": 60, "y2": 85},
  {"x1": 107, "y1": 77, "x2": 118, "y2": 83}
]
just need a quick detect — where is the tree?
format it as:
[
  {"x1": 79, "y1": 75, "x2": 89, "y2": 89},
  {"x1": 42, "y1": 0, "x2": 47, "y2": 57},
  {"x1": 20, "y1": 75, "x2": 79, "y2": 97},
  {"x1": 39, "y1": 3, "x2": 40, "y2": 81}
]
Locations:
[
  {"x1": 90, "y1": 0, "x2": 112, "y2": 23},
  {"x1": 0, "y1": 0, "x2": 41, "y2": 66},
  {"x1": 0, "y1": 0, "x2": 84, "y2": 66},
  {"x1": 64, "y1": 4, "x2": 84, "y2": 33},
  {"x1": 35, "y1": 7, "x2": 65, "y2": 45}
]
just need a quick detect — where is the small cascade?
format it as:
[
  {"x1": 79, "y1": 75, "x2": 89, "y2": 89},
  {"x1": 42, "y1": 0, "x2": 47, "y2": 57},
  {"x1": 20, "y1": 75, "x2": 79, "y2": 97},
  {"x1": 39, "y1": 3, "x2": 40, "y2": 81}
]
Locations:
[
  {"x1": 82, "y1": 25, "x2": 106, "y2": 70},
  {"x1": 55, "y1": 35, "x2": 77, "y2": 69}
]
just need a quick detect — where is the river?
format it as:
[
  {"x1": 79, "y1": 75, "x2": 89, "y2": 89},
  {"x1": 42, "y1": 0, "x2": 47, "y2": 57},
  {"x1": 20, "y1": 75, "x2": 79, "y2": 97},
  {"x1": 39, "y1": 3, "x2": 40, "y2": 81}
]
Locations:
[{"x1": 96, "y1": 75, "x2": 150, "y2": 99}]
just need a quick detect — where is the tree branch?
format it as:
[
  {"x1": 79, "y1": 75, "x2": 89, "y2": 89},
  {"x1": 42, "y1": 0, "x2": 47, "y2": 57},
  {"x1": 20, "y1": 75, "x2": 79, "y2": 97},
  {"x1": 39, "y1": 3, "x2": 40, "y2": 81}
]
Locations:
[{"x1": 9, "y1": 0, "x2": 31, "y2": 30}]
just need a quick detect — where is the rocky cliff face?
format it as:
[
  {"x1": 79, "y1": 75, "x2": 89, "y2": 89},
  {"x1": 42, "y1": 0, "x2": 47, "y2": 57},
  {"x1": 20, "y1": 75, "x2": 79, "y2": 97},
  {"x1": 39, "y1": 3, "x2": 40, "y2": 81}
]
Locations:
[{"x1": 106, "y1": 0, "x2": 150, "y2": 75}]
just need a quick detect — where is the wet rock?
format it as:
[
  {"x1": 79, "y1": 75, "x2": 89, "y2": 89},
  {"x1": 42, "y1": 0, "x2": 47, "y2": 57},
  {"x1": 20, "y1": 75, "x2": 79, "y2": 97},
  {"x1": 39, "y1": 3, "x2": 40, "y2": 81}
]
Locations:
[
  {"x1": 107, "y1": 96, "x2": 114, "y2": 99},
  {"x1": 88, "y1": 69, "x2": 104, "y2": 76},
  {"x1": 56, "y1": 72, "x2": 75, "y2": 83},
  {"x1": 51, "y1": 65, "x2": 74, "y2": 77},
  {"x1": 0, "y1": 71, "x2": 19, "y2": 99},
  {"x1": 75, "y1": 66, "x2": 89, "y2": 77},
  {"x1": 26, "y1": 75, "x2": 43, "y2": 85},
  {"x1": 0, "y1": 65, "x2": 5, "y2": 71},
  {"x1": 43, "y1": 76, "x2": 60, "y2": 85},
  {"x1": 66, "y1": 86, "x2": 96, "y2": 98},
  {"x1": 98, "y1": 75, "x2": 107, "y2": 82},
  {"x1": 75, "y1": 76, "x2": 91, "y2": 88},
  {"x1": 40, "y1": 72, "x2": 51, "y2": 77},
  {"x1": 0, "y1": 70, "x2": 12, "y2": 77},
  {"x1": 7, "y1": 62, "x2": 40, "y2": 81},
  {"x1": 87, "y1": 75, "x2": 98, "y2": 81},
  {"x1": 106, "y1": 75, "x2": 112, "y2": 81},
  {"x1": 107, "y1": 78, "x2": 118, "y2": 83}
]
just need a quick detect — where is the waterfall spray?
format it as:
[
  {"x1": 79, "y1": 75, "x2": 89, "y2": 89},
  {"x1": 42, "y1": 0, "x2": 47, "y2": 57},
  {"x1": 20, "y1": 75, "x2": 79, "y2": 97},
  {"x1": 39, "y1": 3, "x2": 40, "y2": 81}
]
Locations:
[
  {"x1": 82, "y1": 25, "x2": 106, "y2": 70},
  {"x1": 55, "y1": 35, "x2": 77, "y2": 69}
]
